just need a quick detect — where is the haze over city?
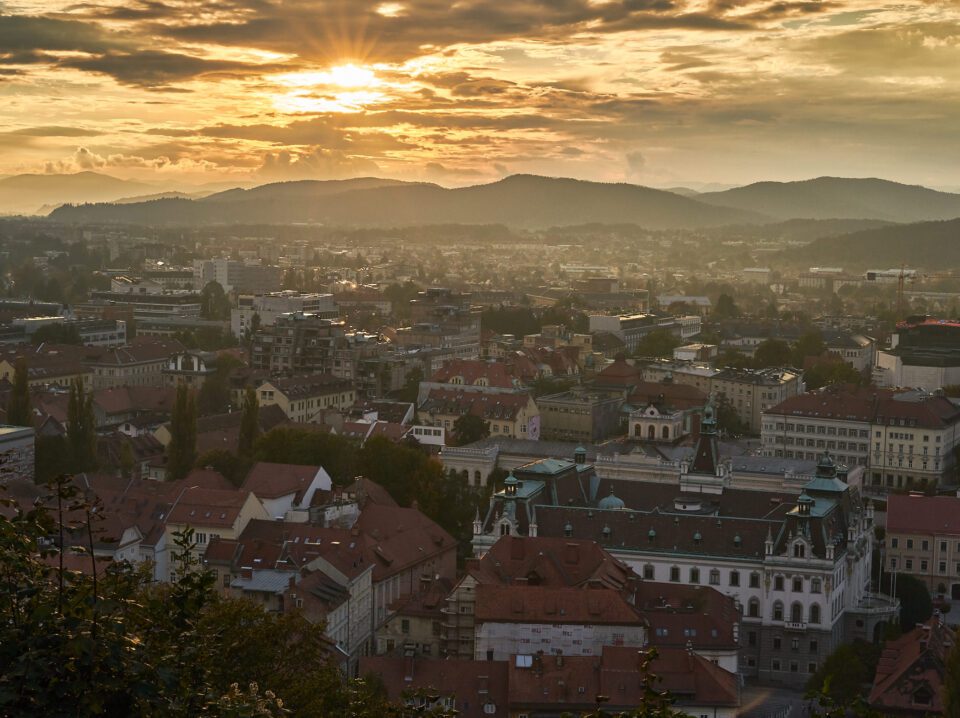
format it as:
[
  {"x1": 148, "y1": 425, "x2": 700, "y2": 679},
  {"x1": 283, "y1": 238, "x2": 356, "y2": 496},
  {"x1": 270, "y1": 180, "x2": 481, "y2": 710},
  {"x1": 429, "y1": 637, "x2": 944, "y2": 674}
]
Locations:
[
  {"x1": 2, "y1": 0, "x2": 960, "y2": 188},
  {"x1": 2, "y1": 2, "x2": 960, "y2": 717}
]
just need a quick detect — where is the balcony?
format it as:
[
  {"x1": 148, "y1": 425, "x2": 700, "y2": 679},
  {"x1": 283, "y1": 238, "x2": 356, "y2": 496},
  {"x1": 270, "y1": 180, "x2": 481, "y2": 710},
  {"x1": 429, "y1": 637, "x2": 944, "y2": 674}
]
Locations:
[{"x1": 785, "y1": 621, "x2": 807, "y2": 631}]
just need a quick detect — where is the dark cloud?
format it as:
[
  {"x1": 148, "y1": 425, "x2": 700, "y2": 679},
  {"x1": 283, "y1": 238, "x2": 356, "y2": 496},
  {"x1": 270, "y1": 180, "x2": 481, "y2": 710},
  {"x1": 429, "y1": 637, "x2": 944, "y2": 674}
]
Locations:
[
  {"x1": 0, "y1": 14, "x2": 127, "y2": 53},
  {"x1": 6, "y1": 126, "x2": 99, "y2": 137},
  {"x1": 59, "y1": 50, "x2": 282, "y2": 87}
]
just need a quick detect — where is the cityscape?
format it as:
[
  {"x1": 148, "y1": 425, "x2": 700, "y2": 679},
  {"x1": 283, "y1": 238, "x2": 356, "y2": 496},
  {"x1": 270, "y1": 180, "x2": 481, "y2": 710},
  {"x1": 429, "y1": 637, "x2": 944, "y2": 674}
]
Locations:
[{"x1": 1, "y1": 1, "x2": 960, "y2": 717}]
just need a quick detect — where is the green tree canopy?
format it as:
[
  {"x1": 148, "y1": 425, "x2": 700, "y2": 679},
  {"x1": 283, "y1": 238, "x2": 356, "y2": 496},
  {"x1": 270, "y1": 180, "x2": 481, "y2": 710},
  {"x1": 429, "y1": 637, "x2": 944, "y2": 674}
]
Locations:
[
  {"x1": 6, "y1": 357, "x2": 31, "y2": 427},
  {"x1": 451, "y1": 414, "x2": 490, "y2": 446},
  {"x1": 634, "y1": 328, "x2": 681, "y2": 359}
]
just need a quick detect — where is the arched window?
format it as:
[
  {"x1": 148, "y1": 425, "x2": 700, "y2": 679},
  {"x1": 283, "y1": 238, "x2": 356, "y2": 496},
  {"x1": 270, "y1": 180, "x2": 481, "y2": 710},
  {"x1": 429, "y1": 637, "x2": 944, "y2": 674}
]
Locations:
[
  {"x1": 749, "y1": 572, "x2": 761, "y2": 588},
  {"x1": 792, "y1": 576, "x2": 803, "y2": 593},
  {"x1": 811, "y1": 578, "x2": 822, "y2": 594},
  {"x1": 662, "y1": 425, "x2": 670, "y2": 440},
  {"x1": 670, "y1": 566, "x2": 680, "y2": 582},
  {"x1": 809, "y1": 604, "x2": 821, "y2": 624},
  {"x1": 499, "y1": 522, "x2": 510, "y2": 537},
  {"x1": 748, "y1": 598, "x2": 760, "y2": 618},
  {"x1": 473, "y1": 470, "x2": 482, "y2": 485},
  {"x1": 773, "y1": 601, "x2": 784, "y2": 621},
  {"x1": 689, "y1": 567, "x2": 700, "y2": 584},
  {"x1": 643, "y1": 564, "x2": 655, "y2": 580},
  {"x1": 729, "y1": 571, "x2": 740, "y2": 587},
  {"x1": 709, "y1": 569, "x2": 720, "y2": 586},
  {"x1": 648, "y1": 425, "x2": 655, "y2": 440},
  {"x1": 791, "y1": 602, "x2": 803, "y2": 623},
  {"x1": 635, "y1": 424, "x2": 642, "y2": 438}
]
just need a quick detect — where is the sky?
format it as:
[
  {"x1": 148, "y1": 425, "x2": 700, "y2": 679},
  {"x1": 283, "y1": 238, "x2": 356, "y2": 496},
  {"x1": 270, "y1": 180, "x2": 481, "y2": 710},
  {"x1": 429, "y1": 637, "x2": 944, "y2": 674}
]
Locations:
[{"x1": 1, "y1": 0, "x2": 959, "y2": 189}]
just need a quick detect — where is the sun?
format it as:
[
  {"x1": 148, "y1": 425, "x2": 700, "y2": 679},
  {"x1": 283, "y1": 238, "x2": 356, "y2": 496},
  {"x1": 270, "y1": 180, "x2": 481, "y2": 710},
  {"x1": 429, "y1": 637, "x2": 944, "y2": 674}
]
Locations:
[
  {"x1": 277, "y1": 63, "x2": 381, "y2": 90},
  {"x1": 271, "y1": 62, "x2": 399, "y2": 113}
]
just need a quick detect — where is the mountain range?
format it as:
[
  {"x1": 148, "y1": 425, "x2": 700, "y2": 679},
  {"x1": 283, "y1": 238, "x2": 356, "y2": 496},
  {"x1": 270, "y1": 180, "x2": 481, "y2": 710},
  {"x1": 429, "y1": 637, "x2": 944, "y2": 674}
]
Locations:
[{"x1": 30, "y1": 173, "x2": 960, "y2": 230}]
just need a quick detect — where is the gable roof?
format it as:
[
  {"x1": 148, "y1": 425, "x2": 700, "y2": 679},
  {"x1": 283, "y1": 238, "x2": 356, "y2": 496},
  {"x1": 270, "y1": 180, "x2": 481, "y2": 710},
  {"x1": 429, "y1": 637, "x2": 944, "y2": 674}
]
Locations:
[
  {"x1": 869, "y1": 617, "x2": 954, "y2": 713},
  {"x1": 242, "y1": 461, "x2": 324, "y2": 501}
]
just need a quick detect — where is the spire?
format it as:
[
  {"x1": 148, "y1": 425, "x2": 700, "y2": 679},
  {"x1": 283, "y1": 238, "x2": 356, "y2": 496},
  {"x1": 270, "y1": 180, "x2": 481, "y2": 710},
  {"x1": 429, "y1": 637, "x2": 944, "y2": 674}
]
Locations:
[{"x1": 690, "y1": 396, "x2": 719, "y2": 476}]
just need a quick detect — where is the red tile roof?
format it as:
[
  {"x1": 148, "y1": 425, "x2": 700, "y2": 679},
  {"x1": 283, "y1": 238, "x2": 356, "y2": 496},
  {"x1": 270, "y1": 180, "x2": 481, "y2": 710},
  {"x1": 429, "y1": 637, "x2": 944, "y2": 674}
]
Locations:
[
  {"x1": 430, "y1": 359, "x2": 519, "y2": 389},
  {"x1": 869, "y1": 617, "x2": 954, "y2": 714},
  {"x1": 887, "y1": 494, "x2": 960, "y2": 536},
  {"x1": 421, "y1": 388, "x2": 532, "y2": 422},
  {"x1": 766, "y1": 385, "x2": 960, "y2": 428},
  {"x1": 474, "y1": 584, "x2": 645, "y2": 625},
  {"x1": 242, "y1": 461, "x2": 323, "y2": 500},
  {"x1": 467, "y1": 536, "x2": 637, "y2": 590},
  {"x1": 359, "y1": 656, "x2": 509, "y2": 718}
]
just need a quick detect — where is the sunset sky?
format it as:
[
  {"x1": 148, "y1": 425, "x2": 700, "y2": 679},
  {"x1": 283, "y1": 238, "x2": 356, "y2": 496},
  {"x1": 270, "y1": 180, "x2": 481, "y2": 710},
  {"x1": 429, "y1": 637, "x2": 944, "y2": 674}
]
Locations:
[{"x1": 2, "y1": 0, "x2": 959, "y2": 188}]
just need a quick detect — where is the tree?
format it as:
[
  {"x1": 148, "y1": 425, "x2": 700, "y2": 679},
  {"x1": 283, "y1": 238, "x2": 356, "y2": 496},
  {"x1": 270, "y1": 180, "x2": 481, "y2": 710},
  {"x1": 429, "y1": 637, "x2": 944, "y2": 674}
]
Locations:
[
  {"x1": 119, "y1": 439, "x2": 135, "y2": 478},
  {"x1": 168, "y1": 382, "x2": 198, "y2": 481},
  {"x1": 753, "y1": 338, "x2": 792, "y2": 368},
  {"x1": 804, "y1": 360, "x2": 865, "y2": 391},
  {"x1": 881, "y1": 572, "x2": 932, "y2": 630},
  {"x1": 31, "y1": 323, "x2": 82, "y2": 345},
  {"x1": 0, "y1": 478, "x2": 448, "y2": 717},
  {"x1": 807, "y1": 640, "x2": 881, "y2": 706},
  {"x1": 238, "y1": 386, "x2": 259, "y2": 457},
  {"x1": 394, "y1": 366, "x2": 423, "y2": 404},
  {"x1": 200, "y1": 281, "x2": 231, "y2": 320},
  {"x1": 195, "y1": 449, "x2": 249, "y2": 487},
  {"x1": 451, "y1": 414, "x2": 490, "y2": 446},
  {"x1": 67, "y1": 378, "x2": 98, "y2": 472},
  {"x1": 634, "y1": 328, "x2": 681, "y2": 358},
  {"x1": 715, "y1": 392, "x2": 748, "y2": 436},
  {"x1": 713, "y1": 293, "x2": 740, "y2": 319},
  {"x1": 6, "y1": 357, "x2": 31, "y2": 427},
  {"x1": 792, "y1": 329, "x2": 826, "y2": 366}
]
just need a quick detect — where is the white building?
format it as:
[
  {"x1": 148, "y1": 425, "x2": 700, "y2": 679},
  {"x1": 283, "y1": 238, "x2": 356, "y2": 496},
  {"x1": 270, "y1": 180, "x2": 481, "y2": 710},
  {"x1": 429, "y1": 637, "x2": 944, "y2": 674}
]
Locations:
[{"x1": 231, "y1": 291, "x2": 338, "y2": 337}]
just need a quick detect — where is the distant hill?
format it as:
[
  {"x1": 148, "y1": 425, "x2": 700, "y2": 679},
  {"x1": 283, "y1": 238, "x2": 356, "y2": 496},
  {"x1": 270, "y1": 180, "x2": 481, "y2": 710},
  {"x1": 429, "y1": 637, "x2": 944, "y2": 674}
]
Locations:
[
  {"x1": 49, "y1": 174, "x2": 764, "y2": 229},
  {"x1": 0, "y1": 172, "x2": 152, "y2": 215},
  {"x1": 697, "y1": 177, "x2": 960, "y2": 223},
  {"x1": 784, "y1": 218, "x2": 960, "y2": 268}
]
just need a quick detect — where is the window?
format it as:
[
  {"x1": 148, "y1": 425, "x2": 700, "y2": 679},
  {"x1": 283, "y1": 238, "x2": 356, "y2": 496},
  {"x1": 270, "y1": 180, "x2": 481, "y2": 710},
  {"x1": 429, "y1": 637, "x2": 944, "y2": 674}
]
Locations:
[
  {"x1": 808, "y1": 663, "x2": 817, "y2": 674},
  {"x1": 791, "y1": 638, "x2": 800, "y2": 651},
  {"x1": 750, "y1": 573, "x2": 760, "y2": 588},
  {"x1": 689, "y1": 568, "x2": 700, "y2": 584},
  {"x1": 643, "y1": 564, "x2": 655, "y2": 580},
  {"x1": 773, "y1": 601, "x2": 784, "y2": 621},
  {"x1": 810, "y1": 640, "x2": 819, "y2": 653},
  {"x1": 748, "y1": 598, "x2": 760, "y2": 618},
  {"x1": 906, "y1": 559, "x2": 913, "y2": 571},
  {"x1": 748, "y1": 631, "x2": 757, "y2": 647},
  {"x1": 670, "y1": 566, "x2": 680, "y2": 582},
  {"x1": 791, "y1": 603, "x2": 803, "y2": 623},
  {"x1": 792, "y1": 577, "x2": 803, "y2": 592},
  {"x1": 940, "y1": 562, "x2": 947, "y2": 574},
  {"x1": 811, "y1": 578, "x2": 821, "y2": 593},
  {"x1": 774, "y1": 575, "x2": 784, "y2": 591},
  {"x1": 891, "y1": 538, "x2": 899, "y2": 549},
  {"x1": 790, "y1": 662, "x2": 799, "y2": 673},
  {"x1": 772, "y1": 660, "x2": 781, "y2": 671},
  {"x1": 809, "y1": 604, "x2": 821, "y2": 624},
  {"x1": 773, "y1": 637, "x2": 782, "y2": 650},
  {"x1": 921, "y1": 560, "x2": 928, "y2": 571},
  {"x1": 907, "y1": 539, "x2": 914, "y2": 549},
  {"x1": 730, "y1": 571, "x2": 740, "y2": 587},
  {"x1": 709, "y1": 569, "x2": 720, "y2": 586},
  {"x1": 922, "y1": 540, "x2": 930, "y2": 551}
]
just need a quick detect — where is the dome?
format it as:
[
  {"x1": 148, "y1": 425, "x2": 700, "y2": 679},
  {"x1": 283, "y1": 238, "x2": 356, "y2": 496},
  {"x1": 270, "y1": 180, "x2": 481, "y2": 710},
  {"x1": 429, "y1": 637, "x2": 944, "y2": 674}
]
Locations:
[{"x1": 598, "y1": 488, "x2": 626, "y2": 511}]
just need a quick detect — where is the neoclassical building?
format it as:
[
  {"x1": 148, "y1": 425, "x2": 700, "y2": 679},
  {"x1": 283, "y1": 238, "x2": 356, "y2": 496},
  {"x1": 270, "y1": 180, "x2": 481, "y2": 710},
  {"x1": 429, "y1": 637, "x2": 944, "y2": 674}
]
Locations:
[{"x1": 472, "y1": 403, "x2": 898, "y2": 687}]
